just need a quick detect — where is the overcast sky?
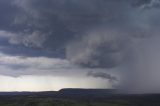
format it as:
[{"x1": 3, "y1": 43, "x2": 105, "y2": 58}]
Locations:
[{"x1": 0, "y1": 0, "x2": 160, "y2": 92}]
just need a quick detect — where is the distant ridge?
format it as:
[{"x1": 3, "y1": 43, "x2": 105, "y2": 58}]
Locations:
[
  {"x1": 59, "y1": 88, "x2": 116, "y2": 97},
  {"x1": 0, "y1": 91, "x2": 57, "y2": 96},
  {"x1": 0, "y1": 88, "x2": 117, "y2": 97}
]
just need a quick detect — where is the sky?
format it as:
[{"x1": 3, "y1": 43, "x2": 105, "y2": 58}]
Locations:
[{"x1": 0, "y1": 0, "x2": 160, "y2": 93}]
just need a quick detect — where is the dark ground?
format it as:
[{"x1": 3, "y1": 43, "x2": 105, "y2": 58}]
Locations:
[{"x1": 0, "y1": 89, "x2": 159, "y2": 106}]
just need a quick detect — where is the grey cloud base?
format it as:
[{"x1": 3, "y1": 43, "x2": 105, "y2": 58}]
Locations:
[{"x1": 0, "y1": 0, "x2": 160, "y2": 93}]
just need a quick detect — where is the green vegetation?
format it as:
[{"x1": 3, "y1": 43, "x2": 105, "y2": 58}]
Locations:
[
  {"x1": 0, "y1": 96, "x2": 129, "y2": 106},
  {"x1": 0, "y1": 94, "x2": 159, "y2": 106}
]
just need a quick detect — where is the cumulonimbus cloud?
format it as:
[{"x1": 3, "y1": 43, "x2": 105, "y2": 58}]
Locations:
[
  {"x1": 0, "y1": 0, "x2": 160, "y2": 92},
  {"x1": 87, "y1": 71, "x2": 118, "y2": 84}
]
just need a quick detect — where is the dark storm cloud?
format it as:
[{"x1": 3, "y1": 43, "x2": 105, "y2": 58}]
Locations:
[
  {"x1": 87, "y1": 71, "x2": 118, "y2": 83},
  {"x1": 0, "y1": 0, "x2": 18, "y2": 31},
  {"x1": 0, "y1": 0, "x2": 133, "y2": 59},
  {"x1": 131, "y1": 0, "x2": 151, "y2": 7},
  {"x1": 140, "y1": 0, "x2": 160, "y2": 9},
  {"x1": 0, "y1": 0, "x2": 156, "y2": 69},
  {"x1": 66, "y1": 28, "x2": 129, "y2": 68},
  {"x1": 1, "y1": 0, "x2": 160, "y2": 92}
]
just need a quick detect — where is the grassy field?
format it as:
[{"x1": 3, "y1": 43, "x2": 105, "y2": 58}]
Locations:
[
  {"x1": 0, "y1": 96, "x2": 129, "y2": 106},
  {"x1": 0, "y1": 94, "x2": 160, "y2": 106}
]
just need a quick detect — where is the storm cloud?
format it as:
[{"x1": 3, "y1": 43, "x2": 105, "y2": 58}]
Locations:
[
  {"x1": 0, "y1": 0, "x2": 160, "y2": 92},
  {"x1": 0, "y1": 0, "x2": 151, "y2": 58},
  {"x1": 87, "y1": 71, "x2": 118, "y2": 84}
]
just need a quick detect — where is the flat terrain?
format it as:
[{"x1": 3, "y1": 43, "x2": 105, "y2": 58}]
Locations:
[
  {"x1": 0, "y1": 94, "x2": 160, "y2": 106},
  {"x1": 0, "y1": 96, "x2": 128, "y2": 106},
  {"x1": 0, "y1": 89, "x2": 159, "y2": 106}
]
